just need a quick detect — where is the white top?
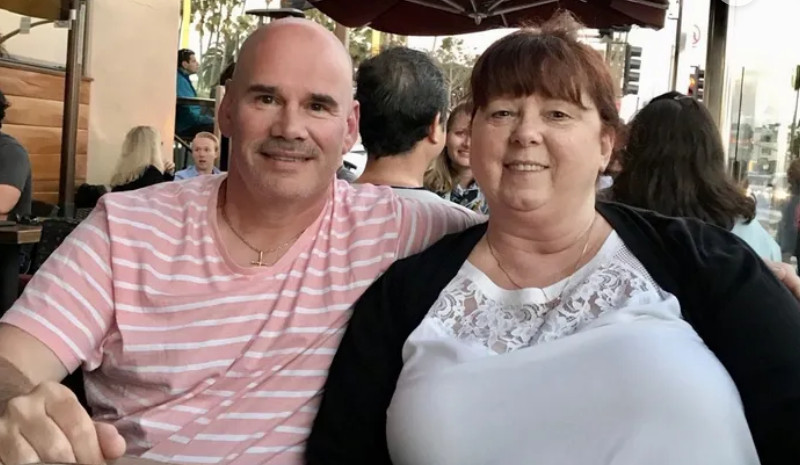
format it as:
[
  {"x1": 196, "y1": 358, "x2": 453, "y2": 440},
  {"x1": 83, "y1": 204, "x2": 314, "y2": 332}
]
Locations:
[
  {"x1": 731, "y1": 217, "x2": 781, "y2": 261},
  {"x1": 386, "y1": 232, "x2": 758, "y2": 465}
]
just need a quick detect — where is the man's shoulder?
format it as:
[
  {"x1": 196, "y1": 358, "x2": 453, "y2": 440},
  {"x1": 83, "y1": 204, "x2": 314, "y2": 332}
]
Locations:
[
  {"x1": 0, "y1": 132, "x2": 28, "y2": 156},
  {"x1": 334, "y1": 180, "x2": 397, "y2": 211}
]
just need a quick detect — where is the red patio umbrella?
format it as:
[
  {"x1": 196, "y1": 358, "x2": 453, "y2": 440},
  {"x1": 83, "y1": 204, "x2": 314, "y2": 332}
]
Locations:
[{"x1": 308, "y1": 0, "x2": 669, "y2": 35}]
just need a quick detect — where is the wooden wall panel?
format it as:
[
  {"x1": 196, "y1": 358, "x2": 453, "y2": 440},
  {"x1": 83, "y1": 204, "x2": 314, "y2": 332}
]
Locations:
[
  {"x1": 2, "y1": 125, "x2": 88, "y2": 155},
  {"x1": 5, "y1": 96, "x2": 89, "y2": 130},
  {"x1": 0, "y1": 61, "x2": 91, "y2": 205},
  {"x1": 0, "y1": 64, "x2": 91, "y2": 104}
]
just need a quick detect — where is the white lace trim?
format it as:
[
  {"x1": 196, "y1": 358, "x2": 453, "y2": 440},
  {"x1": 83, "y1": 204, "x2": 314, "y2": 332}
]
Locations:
[{"x1": 428, "y1": 233, "x2": 668, "y2": 354}]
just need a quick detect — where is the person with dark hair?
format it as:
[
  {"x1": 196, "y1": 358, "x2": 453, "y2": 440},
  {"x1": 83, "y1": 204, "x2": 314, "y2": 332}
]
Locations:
[
  {"x1": 0, "y1": 89, "x2": 31, "y2": 221},
  {"x1": 307, "y1": 12, "x2": 800, "y2": 465},
  {"x1": 612, "y1": 92, "x2": 780, "y2": 260},
  {"x1": 176, "y1": 48, "x2": 215, "y2": 139},
  {"x1": 354, "y1": 47, "x2": 456, "y2": 205}
]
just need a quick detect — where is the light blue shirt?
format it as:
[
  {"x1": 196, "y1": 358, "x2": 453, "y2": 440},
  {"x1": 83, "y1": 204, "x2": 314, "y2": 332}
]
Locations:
[
  {"x1": 174, "y1": 165, "x2": 221, "y2": 180},
  {"x1": 731, "y1": 218, "x2": 782, "y2": 262}
]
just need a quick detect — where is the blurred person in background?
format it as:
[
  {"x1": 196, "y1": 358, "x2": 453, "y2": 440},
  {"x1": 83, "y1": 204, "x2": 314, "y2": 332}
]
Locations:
[
  {"x1": 110, "y1": 126, "x2": 174, "y2": 192},
  {"x1": 0, "y1": 89, "x2": 31, "y2": 221},
  {"x1": 778, "y1": 158, "x2": 800, "y2": 270},
  {"x1": 175, "y1": 132, "x2": 221, "y2": 180},
  {"x1": 612, "y1": 91, "x2": 781, "y2": 261},
  {"x1": 425, "y1": 102, "x2": 489, "y2": 214}
]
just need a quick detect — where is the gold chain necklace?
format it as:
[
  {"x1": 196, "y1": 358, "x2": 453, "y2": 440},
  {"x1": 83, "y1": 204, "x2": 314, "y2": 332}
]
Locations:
[
  {"x1": 486, "y1": 214, "x2": 597, "y2": 304},
  {"x1": 218, "y1": 198, "x2": 303, "y2": 267}
]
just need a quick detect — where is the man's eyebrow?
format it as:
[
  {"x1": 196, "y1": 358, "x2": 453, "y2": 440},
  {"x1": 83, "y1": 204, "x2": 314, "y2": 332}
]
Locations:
[
  {"x1": 245, "y1": 84, "x2": 277, "y2": 95},
  {"x1": 310, "y1": 93, "x2": 339, "y2": 110}
]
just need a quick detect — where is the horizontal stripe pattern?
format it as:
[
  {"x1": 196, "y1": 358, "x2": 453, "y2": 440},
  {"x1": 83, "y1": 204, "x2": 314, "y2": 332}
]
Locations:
[{"x1": 2, "y1": 175, "x2": 481, "y2": 464}]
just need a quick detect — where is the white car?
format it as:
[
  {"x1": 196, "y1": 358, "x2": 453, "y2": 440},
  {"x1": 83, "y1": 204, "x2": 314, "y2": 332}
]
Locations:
[{"x1": 337, "y1": 143, "x2": 367, "y2": 182}]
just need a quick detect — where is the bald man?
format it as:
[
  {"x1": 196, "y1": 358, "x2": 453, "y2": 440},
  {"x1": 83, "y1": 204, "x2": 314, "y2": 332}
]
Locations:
[{"x1": 0, "y1": 19, "x2": 481, "y2": 465}]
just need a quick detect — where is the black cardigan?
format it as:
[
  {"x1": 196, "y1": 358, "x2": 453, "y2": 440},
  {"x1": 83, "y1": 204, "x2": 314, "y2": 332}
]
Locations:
[{"x1": 306, "y1": 201, "x2": 800, "y2": 465}]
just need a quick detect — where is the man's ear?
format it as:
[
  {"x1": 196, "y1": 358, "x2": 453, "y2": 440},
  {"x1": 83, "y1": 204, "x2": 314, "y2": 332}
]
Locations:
[
  {"x1": 342, "y1": 100, "x2": 361, "y2": 154},
  {"x1": 426, "y1": 112, "x2": 443, "y2": 144},
  {"x1": 218, "y1": 91, "x2": 233, "y2": 138}
]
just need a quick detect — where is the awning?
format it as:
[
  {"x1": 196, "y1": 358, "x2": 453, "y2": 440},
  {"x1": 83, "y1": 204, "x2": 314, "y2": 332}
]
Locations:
[{"x1": 308, "y1": 0, "x2": 670, "y2": 36}]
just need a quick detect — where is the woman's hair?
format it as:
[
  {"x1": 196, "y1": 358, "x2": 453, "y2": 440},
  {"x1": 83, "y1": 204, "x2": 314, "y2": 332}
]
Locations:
[
  {"x1": 612, "y1": 93, "x2": 756, "y2": 230},
  {"x1": 110, "y1": 126, "x2": 164, "y2": 187},
  {"x1": 424, "y1": 101, "x2": 473, "y2": 194},
  {"x1": 469, "y1": 12, "x2": 622, "y2": 137}
]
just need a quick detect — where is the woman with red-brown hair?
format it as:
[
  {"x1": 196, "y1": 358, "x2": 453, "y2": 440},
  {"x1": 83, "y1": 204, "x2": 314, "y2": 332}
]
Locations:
[{"x1": 306, "y1": 13, "x2": 800, "y2": 465}]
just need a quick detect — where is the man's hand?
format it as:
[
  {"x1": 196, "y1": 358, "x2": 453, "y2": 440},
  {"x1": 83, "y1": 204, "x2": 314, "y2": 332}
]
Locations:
[
  {"x1": 0, "y1": 382, "x2": 126, "y2": 465},
  {"x1": 767, "y1": 259, "x2": 800, "y2": 300}
]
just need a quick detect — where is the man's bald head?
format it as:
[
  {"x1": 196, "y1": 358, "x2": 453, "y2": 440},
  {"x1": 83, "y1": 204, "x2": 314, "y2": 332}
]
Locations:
[
  {"x1": 231, "y1": 18, "x2": 353, "y2": 95},
  {"x1": 218, "y1": 17, "x2": 361, "y2": 206}
]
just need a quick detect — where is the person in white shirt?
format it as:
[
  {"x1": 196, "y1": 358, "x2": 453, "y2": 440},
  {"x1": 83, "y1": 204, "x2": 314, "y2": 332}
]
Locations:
[{"x1": 353, "y1": 47, "x2": 462, "y2": 208}]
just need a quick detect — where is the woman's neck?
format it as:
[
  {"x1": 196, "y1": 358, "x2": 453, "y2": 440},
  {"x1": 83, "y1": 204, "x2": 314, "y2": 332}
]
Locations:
[
  {"x1": 455, "y1": 168, "x2": 473, "y2": 188},
  {"x1": 487, "y1": 199, "x2": 598, "y2": 256}
]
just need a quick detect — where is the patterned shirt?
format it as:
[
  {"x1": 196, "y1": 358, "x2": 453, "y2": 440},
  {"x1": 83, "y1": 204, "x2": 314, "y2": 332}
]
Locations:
[
  {"x1": 2, "y1": 175, "x2": 481, "y2": 464},
  {"x1": 445, "y1": 181, "x2": 489, "y2": 215}
]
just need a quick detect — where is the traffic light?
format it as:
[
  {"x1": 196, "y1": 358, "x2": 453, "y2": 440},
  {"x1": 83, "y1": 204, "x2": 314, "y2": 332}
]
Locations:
[
  {"x1": 622, "y1": 45, "x2": 642, "y2": 95},
  {"x1": 688, "y1": 66, "x2": 705, "y2": 101}
]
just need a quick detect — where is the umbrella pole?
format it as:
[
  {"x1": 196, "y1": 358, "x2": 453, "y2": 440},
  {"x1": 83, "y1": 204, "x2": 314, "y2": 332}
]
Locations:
[
  {"x1": 670, "y1": 0, "x2": 683, "y2": 91},
  {"x1": 58, "y1": 0, "x2": 84, "y2": 218}
]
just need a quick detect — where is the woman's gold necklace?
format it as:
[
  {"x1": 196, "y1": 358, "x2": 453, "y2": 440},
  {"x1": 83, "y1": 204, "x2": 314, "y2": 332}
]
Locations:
[{"x1": 486, "y1": 214, "x2": 597, "y2": 303}]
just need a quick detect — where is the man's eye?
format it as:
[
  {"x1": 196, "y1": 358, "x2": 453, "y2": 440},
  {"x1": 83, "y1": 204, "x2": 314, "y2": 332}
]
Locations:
[
  {"x1": 310, "y1": 102, "x2": 327, "y2": 112},
  {"x1": 258, "y1": 95, "x2": 275, "y2": 105}
]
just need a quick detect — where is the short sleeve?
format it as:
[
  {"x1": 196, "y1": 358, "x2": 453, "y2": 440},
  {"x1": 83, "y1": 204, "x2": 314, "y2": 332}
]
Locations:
[
  {"x1": 1, "y1": 205, "x2": 116, "y2": 372},
  {"x1": 395, "y1": 198, "x2": 485, "y2": 259},
  {"x1": 0, "y1": 140, "x2": 30, "y2": 190}
]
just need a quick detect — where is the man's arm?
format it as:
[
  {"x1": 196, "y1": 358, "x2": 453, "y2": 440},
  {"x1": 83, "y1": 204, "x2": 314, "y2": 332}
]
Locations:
[
  {"x1": 0, "y1": 185, "x2": 21, "y2": 220},
  {"x1": 0, "y1": 201, "x2": 125, "y2": 464},
  {"x1": 395, "y1": 197, "x2": 486, "y2": 259},
  {"x1": 0, "y1": 325, "x2": 68, "y2": 403}
]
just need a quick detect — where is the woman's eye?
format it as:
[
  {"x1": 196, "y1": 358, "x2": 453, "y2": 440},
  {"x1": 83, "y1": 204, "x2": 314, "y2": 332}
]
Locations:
[
  {"x1": 547, "y1": 110, "x2": 571, "y2": 120},
  {"x1": 491, "y1": 110, "x2": 512, "y2": 119}
]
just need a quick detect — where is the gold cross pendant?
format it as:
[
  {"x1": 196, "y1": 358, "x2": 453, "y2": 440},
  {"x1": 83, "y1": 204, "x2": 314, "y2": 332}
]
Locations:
[{"x1": 251, "y1": 250, "x2": 267, "y2": 267}]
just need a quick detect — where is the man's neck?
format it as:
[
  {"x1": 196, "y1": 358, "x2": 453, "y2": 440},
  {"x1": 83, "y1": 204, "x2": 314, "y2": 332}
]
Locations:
[
  {"x1": 357, "y1": 150, "x2": 430, "y2": 188},
  {"x1": 197, "y1": 165, "x2": 214, "y2": 175},
  {"x1": 220, "y1": 174, "x2": 329, "y2": 251}
]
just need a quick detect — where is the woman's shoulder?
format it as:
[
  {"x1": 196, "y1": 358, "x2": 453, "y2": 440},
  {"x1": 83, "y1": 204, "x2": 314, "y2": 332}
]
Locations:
[{"x1": 731, "y1": 217, "x2": 781, "y2": 261}]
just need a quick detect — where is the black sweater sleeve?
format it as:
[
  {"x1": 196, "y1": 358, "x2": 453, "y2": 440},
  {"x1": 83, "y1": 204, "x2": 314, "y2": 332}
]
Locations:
[
  {"x1": 305, "y1": 265, "x2": 403, "y2": 464},
  {"x1": 305, "y1": 225, "x2": 486, "y2": 465},
  {"x1": 681, "y1": 222, "x2": 800, "y2": 464},
  {"x1": 601, "y1": 203, "x2": 800, "y2": 464}
]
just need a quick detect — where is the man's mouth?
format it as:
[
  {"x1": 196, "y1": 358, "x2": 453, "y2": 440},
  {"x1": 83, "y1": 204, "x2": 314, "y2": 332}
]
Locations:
[{"x1": 261, "y1": 152, "x2": 312, "y2": 162}]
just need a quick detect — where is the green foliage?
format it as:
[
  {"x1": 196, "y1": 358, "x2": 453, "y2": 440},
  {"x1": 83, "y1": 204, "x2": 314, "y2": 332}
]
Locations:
[
  {"x1": 432, "y1": 37, "x2": 477, "y2": 105},
  {"x1": 190, "y1": 0, "x2": 255, "y2": 96}
]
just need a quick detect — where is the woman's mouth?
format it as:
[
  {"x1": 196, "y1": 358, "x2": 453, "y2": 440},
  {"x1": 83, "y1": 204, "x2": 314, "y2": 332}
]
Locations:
[{"x1": 504, "y1": 161, "x2": 549, "y2": 172}]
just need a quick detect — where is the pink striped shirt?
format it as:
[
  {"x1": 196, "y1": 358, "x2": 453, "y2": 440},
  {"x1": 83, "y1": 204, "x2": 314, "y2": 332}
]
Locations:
[{"x1": 2, "y1": 175, "x2": 481, "y2": 464}]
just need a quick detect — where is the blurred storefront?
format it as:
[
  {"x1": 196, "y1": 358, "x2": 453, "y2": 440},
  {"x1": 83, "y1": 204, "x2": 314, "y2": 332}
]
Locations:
[{"x1": 719, "y1": 0, "x2": 800, "y2": 244}]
